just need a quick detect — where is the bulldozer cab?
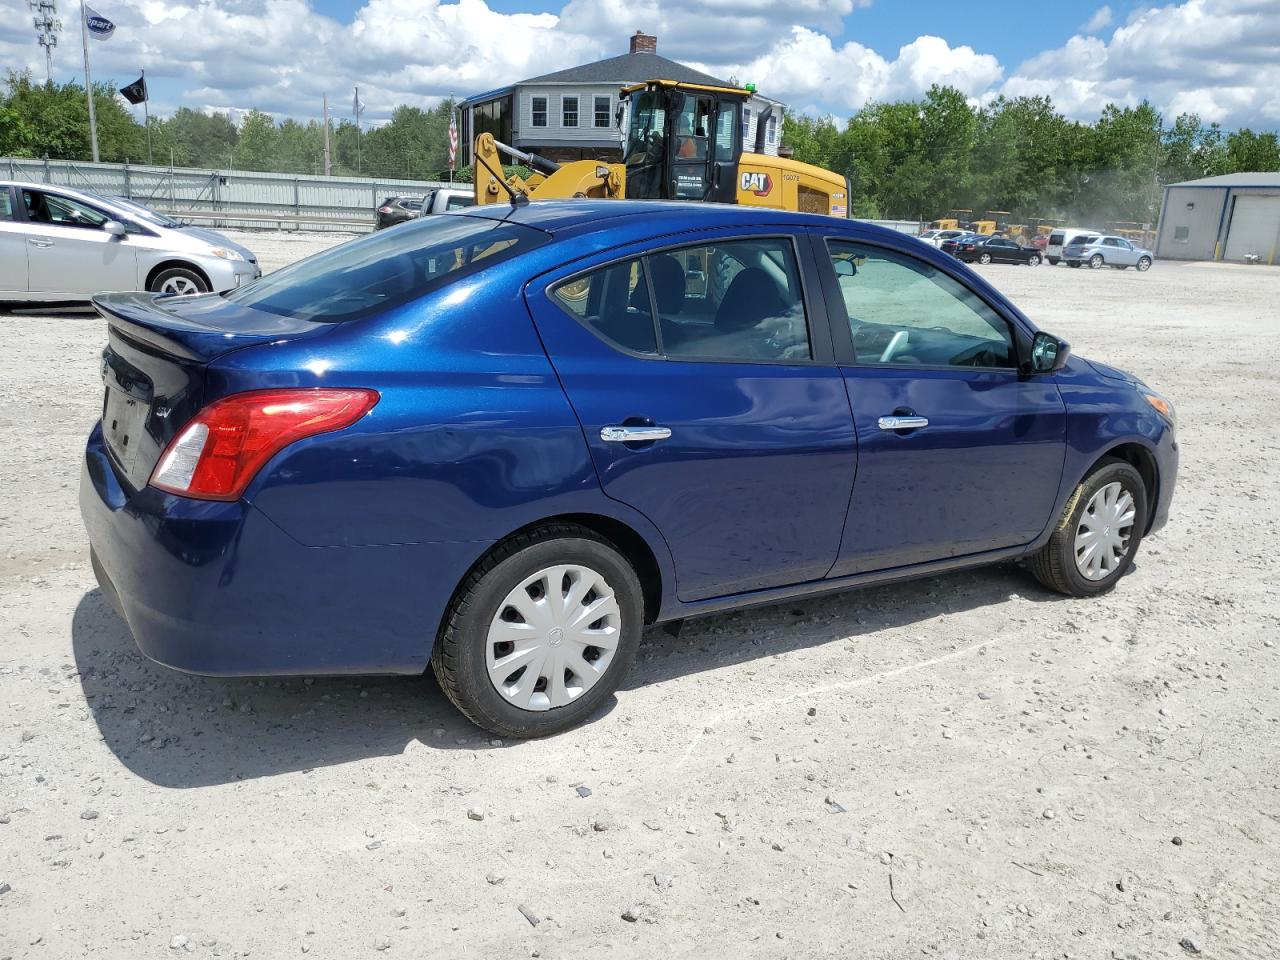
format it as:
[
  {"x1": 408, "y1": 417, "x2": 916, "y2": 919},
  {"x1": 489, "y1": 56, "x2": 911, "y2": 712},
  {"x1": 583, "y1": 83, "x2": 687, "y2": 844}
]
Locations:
[{"x1": 621, "y1": 81, "x2": 744, "y2": 204}]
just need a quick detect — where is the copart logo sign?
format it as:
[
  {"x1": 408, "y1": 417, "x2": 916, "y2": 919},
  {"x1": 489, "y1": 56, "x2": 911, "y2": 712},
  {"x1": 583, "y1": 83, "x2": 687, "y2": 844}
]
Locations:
[{"x1": 740, "y1": 172, "x2": 773, "y2": 197}]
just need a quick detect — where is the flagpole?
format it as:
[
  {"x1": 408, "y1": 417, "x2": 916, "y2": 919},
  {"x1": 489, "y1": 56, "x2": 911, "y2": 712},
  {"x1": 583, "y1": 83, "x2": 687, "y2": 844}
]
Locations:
[
  {"x1": 143, "y1": 69, "x2": 153, "y2": 164},
  {"x1": 79, "y1": 0, "x2": 100, "y2": 161},
  {"x1": 322, "y1": 94, "x2": 331, "y2": 177}
]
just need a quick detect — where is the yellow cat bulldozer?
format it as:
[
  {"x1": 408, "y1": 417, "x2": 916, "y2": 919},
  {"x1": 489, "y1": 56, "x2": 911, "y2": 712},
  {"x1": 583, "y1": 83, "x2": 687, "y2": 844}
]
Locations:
[{"x1": 473, "y1": 80, "x2": 851, "y2": 217}]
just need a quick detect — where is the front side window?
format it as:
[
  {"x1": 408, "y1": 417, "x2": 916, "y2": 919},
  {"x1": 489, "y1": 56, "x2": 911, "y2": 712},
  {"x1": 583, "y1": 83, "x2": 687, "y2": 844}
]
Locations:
[
  {"x1": 826, "y1": 240, "x2": 1015, "y2": 369},
  {"x1": 594, "y1": 96, "x2": 611, "y2": 128},
  {"x1": 531, "y1": 96, "x2": 547, "y2": 127},
  {"x1": 0, "y1": 189, "x2": 12, "y2": 220},
  {"x1": 648, "y1": 238, "x2": 810, "y2": 362},
  {"x1": 225, "y1": 217, "x2": 548, "y2": 323},
  {"x1": 562, "y1": 96, "x2": 578, "y2": 128},
  {"x1": 623, "y1": 90, "x2": 668, "y2": 200},
  {"x1": 552, "y1": 258, "x2": 656, "y2": 355},
  {"x1": 23, "y1": 190, "x2": 108, "y2": 230}
]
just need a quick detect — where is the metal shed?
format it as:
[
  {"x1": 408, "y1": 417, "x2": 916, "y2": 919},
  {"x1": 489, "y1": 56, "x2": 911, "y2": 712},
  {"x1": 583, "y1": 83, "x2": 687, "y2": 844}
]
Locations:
[{"x1": 1156, "y1": 172, "x2": 1280, "y2": 264}]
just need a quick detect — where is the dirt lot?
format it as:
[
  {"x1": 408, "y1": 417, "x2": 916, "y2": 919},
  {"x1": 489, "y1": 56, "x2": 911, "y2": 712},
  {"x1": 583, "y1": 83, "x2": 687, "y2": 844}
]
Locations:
[{"x1": 1, "y1": 231, "x2": 1278, "y2": 959}]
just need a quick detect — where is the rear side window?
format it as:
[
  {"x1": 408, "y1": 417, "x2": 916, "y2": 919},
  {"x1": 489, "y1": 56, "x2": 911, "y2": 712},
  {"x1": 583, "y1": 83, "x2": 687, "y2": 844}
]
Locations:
[
  {"x1": 552, "y1": 258, "x2": 657, "y2": 355},
  {"x1": 226, "y1": 216, "x2": 548, "y2": 323},
  {"x1": 648, "y1": 238, "x2": 811, "y2": 362}
]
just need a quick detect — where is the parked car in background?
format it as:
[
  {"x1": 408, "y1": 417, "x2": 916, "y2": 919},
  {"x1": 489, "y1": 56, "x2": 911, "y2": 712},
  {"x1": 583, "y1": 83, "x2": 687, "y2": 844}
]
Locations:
[
  {"x1": 1045, "y1": 227, "x2": 1100, "y2": 265},
  {"x1": 940, "y1": 232, "x2": 983, "y2": 256},
  {"x1": 0, "y1": 181, "x2": 260, "y2": 300},
  {"x1": 919, "y1": 228, "x2": 967, "y2": 248},
  {"x1": 1063, "y1": 235, "x2": 1155, "y2": 271},
  {"x1": 375, "y1": 196, "x2": 424, "y2": 230},
  {"x1": 1030, "y1": 233, "x2": 1050, "y2": 252},
  {"x1": 421, "y1": 187, "x2": 475, "y2": 215},
  {"x1": 80, "y1": 201, "x2": 1177, "y2": 738},
  {"x1": 958, "y1": 236, "x2": 1043, "y2": 266}
]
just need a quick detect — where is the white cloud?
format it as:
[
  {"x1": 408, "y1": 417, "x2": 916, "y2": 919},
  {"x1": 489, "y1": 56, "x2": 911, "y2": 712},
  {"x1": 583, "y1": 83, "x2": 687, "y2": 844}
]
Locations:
[
  {"x1": 1003, "y1": 0, "x2": 1280, "y2": 127},
  {"x1": 0, "y1": 0, "x2": 1276, "y2": 130},
  {"x1": 1082, "y1": 5, "x2": 1113, "y2": 34}
]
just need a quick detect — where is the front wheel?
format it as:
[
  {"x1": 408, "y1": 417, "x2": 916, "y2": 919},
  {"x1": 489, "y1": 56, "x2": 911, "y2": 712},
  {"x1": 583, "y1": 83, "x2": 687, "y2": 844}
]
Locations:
[
  {"x1": 1089, "y1": 254, "x2": 1105, "y2": 270},
  {"x1": 1137, "y1": 256, "x2": 1152, "y2": 271},
  {"x1": 978, "y1": 252, "x2": 992, "y2": 264},
  {"x1": 149, "y1": 266, "x2": 209, "y2": 295},
  {"x1": 431, "y1": 524, "x2": 644, "y2": 738},
  {"x1": 1027, "y1": 254, "x2": 1041, "y2": 265},
  {"x1": 1027, "y1": 459, "x2": 1148, "y2": 597}
]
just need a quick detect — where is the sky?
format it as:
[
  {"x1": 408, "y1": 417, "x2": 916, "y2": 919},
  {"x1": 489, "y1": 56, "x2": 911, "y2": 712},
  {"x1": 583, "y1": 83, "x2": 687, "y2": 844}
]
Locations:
[{"x1": 2, "y1": 0, "x2": 1278, "y2": 131}]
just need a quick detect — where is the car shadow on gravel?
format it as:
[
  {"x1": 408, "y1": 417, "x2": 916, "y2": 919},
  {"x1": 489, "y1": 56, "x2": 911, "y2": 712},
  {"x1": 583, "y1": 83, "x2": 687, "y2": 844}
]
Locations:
[{"x1": 72, "y1": 563, "x2": 1064, "y2": 788}]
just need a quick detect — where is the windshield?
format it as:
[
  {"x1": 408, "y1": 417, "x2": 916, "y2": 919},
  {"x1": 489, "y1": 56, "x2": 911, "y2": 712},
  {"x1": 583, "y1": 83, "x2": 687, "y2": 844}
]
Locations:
[
  {"x1": 624, "y1": 90, "x2": 667, "y2": 200},
  {"x1": 224, "y1": 215, "x2": 549, "y2": 323},
  {"x1": 109, "y1": 196, "x2": 183, "y2": 227}
]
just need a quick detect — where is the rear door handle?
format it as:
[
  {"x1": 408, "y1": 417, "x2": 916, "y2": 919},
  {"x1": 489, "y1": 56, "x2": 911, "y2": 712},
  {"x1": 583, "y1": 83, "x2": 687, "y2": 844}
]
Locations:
[
  {"x1": 878, "y1": 415, "x2": 929, "y2": 431},
  {"x1": 600, "y1": 425, "x2": 672, "y2": 443},
  {"x1": 28, "y1": 238, "x2": 53, "y2": 248}
]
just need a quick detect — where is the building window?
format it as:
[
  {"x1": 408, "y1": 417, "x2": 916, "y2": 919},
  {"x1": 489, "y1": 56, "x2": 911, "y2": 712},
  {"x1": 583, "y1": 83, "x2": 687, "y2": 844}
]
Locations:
[
  {"x1": 1174, "y1": 226, "x2": 1190, "y2": 242},
  {"x1": 594, "y1": 96, "x2": 611, "y2": 128},
  {"x1": 562, "y1": 96, "x2": 578, "y2": 128},
  {"x1": 767, "y1": 115, "x2": 777, "y2": 145},
  {"x1": 531, "y1": 96, "x2": 547, "y2": 128},
  {"x1": 743, "y1": 106, "x2": 752, "y2": 135},
  {"x1": 472, "y1": 96, "x2": 513, "y2": 148}
]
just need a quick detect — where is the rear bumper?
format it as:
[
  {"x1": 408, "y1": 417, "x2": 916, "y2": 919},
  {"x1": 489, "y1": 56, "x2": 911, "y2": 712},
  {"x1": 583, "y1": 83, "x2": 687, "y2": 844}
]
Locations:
[{"x1": 80, "y1": 423, "x2": 487, "y2": 676}]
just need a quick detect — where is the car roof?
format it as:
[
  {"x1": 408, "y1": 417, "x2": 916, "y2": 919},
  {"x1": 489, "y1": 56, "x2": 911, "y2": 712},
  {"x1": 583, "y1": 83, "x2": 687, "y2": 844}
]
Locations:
[{"x1": 457, "y1": 199, "x2": 863, "y2": 240}]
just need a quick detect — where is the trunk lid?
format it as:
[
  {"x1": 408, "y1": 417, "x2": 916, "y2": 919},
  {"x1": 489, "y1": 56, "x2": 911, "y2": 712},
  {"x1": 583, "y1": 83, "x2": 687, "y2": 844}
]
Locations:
[{"x1": 93, "y1": 292, "x2": 333, "y2": 492}]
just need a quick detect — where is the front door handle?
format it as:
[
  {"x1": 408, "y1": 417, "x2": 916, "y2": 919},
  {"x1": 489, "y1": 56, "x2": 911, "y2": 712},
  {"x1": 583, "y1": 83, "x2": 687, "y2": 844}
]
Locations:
[
  {"x1": 878, "y1": 415, "x2": 929, "y2": 431},
  {"x1": 600, "y1": 425, "x2": 672, "y2": 443},
  {"x1": 28, "y1": 238, "x2": 54, "y2": 248}
]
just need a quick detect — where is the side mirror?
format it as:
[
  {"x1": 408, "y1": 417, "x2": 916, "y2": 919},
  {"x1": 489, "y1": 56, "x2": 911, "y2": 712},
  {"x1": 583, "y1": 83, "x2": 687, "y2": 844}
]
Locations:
[
  {"x1": 104, "y1": 220, "x2": 126, "y2": 237},
  {"x1": 833, "y1": 258, "x2": 857, "y2": 278},
  {"x1": 1028, "y1": 331, "x2": 1070, "y2": 373}
]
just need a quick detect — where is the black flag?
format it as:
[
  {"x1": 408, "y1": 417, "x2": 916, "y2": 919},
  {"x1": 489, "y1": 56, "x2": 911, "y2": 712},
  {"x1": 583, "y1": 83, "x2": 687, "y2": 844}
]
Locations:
[{"x1": 120, "y1": 75, "x2": 147, "y2": 105}]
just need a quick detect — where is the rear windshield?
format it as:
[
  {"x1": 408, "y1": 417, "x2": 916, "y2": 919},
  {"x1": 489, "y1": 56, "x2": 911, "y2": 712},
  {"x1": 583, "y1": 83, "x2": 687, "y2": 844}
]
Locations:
[
  {"x1": 1049, "y1": 232, "x2": 1064, "y2": 244},
  {"x1": 226, "y1": 215, "x2": 549, "y2": 323}
]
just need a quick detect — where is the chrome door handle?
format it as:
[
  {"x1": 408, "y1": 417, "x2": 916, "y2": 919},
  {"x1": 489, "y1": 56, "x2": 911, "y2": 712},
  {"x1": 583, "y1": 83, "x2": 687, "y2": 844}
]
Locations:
[
  {"x1": 600, "y1": 425, "x2": 672, "y2": 443},
  {"x1": 28, "y1": 238, "x2": 53, "y2": 247},
  {"x1": 878, "y1": 415, "x2": 929, "y2": 431}
]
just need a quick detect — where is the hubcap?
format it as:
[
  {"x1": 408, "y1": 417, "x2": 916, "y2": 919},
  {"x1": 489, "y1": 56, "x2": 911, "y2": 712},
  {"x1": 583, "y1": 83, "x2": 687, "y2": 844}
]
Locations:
[
  {"x1": 486, "y1": 564, "x2": 621, "y2": 711},
  {"x1": 1074, "y1": 481, "x2": 1136, "y2": 581},
  {"x1": 160, "y1": 275, "x2": 200, "y2": 295}
]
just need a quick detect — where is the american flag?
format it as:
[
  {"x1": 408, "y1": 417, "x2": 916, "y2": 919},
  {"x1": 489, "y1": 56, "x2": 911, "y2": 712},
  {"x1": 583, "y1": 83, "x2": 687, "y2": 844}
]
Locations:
[{"x1": 448, "y1": 111, "x2": 459, "y2": 170}]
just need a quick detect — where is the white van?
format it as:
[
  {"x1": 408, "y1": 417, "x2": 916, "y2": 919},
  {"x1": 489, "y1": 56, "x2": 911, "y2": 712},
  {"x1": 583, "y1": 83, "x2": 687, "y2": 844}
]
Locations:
[{"x1": 1046, "y1": 226, "x2": 1100, "y2": 265}]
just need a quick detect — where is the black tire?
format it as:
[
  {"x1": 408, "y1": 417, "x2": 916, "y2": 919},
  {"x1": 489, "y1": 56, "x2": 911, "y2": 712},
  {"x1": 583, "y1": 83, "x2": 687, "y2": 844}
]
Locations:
[
  {"x1": 149, "y1": 266, "x2": 209, "y2": 295},
  {"x1": 1047, "y1": 257, "x2": 1060, "y2": 265},
  {"x1": 1027, "y1": 254, "x2": 1041, "y2": 265},
  {"x1": 1027, "y1": 458, "x2": 1148, "y2": 598},
  {"x1": 1137, "y1": 256, "x2": 1152, "y2": 272},
  {"x1": 431, "y1": 523, "x2": 644, "y2": 738},
  {"x1": 1089, "y1": 254, "x2": 1105, "y2": 270},
  {"x1": 978, "y1": 252, "x2": 992, "y2": 264}
]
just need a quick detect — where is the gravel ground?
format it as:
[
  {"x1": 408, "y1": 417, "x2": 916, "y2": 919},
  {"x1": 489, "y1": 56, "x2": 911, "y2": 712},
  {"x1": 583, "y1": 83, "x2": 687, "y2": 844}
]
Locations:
[{"x1": 1, "y1": 230, "x2": 1278, "y2": 959}]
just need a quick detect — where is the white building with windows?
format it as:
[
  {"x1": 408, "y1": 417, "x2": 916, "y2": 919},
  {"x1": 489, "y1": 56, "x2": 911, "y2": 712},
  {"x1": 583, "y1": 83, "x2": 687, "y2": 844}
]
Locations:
[{"x1": 456, "y1": 32, "x2": 784, "y2": 168}]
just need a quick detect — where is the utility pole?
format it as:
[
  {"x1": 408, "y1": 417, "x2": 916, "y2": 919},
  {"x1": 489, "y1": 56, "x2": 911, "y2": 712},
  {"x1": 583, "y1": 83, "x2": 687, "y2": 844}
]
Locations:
[
  {"x1": 29, "y1": 0, "x2": 60, "y2": 85},
  {"x1": 78, "y1": 0, "x2": 99, "y2": 161},
  {"x1": 142, "y1": 68, "x2": 152, "y2": 164},
  {"x1": 354, "y1": 84, "x2": 362, "y2": 175},
  {"x1": 322, "y1": 94, "x2": 331, "y2": 176}
]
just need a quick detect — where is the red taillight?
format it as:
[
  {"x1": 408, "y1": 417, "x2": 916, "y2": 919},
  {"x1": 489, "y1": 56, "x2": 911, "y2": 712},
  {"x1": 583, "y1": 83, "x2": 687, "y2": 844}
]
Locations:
[
  {"x1": 378, "y1": 206, "x2": 393, "y2": 214},
  {"x1": 150, "y1": 388, "x2": 379, "y2": 501}
]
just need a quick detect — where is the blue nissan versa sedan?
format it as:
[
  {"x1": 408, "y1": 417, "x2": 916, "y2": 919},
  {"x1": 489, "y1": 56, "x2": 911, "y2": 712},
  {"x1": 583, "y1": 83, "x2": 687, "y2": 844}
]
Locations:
[{"x1": 81, "y1": 201, "x2": 1178, "y2": 737}]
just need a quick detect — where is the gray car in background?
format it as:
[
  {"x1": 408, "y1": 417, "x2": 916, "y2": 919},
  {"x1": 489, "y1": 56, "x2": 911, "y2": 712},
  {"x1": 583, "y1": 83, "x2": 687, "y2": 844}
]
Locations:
[
  {"x1": 0, "y1": 181, "x2": 261, "y2": 302},
  {"x1": 1063, "y1": 234, "x2": 1155, "y2": 271}
]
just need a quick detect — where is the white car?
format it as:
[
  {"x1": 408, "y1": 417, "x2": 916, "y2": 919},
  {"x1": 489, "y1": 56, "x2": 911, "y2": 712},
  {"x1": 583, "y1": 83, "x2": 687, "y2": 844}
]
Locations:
[
  {"x1": 918, "y1": 228, "x2": 967, "y2": 248},
  {"x1": 0, "y1": 181, "x2": 261, "y2": 302},
  {"x1": 1045, "y1": 226, "x2": 1101, "y2": 265}
]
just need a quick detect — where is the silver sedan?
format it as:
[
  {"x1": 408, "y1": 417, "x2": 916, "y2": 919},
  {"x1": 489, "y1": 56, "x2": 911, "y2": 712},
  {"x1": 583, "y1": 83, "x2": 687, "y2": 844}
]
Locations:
[
  {"x1": 0, "y1": 181, "x2": 260, "y2": 301},
  {"x1": 1063, "y1": 234, "x2": 1155, "y2": 271}
]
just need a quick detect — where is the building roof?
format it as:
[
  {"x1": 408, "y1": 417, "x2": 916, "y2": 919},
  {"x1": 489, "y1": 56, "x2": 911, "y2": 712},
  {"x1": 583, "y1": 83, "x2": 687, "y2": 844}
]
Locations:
[
  {"x1": 1168, "y1": 172, "x2": 1280, "y2": 188},
  {"x1": 521, "y1": 50, "x2": 732, "y2": 88}
]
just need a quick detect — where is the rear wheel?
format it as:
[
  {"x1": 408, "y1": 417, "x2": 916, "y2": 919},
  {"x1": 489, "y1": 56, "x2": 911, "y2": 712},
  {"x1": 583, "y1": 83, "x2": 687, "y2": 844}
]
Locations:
[
  {"x1": 431, "y1": 524, "x2": 644, "y2": 738},
  {"x1": 1137, "y1": 256, "x2": 1152, "y2": 272},
  {"x1": 978, "y1": 252, "x2": 993, "y2": 264},
  {"x1": 1047, "y1": 257, "x2": 1060, "y2": 265},
  {"x1": 149, "y1": 266, "x2": 209, "y2": 295},
  {"x1": 1089, "y1": 254, "x2": 1105, "y2": 270},
  {"x1": 1027, "y1": 459, "x2": 1147, "y2": 597}
]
